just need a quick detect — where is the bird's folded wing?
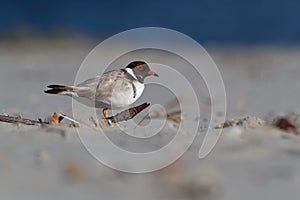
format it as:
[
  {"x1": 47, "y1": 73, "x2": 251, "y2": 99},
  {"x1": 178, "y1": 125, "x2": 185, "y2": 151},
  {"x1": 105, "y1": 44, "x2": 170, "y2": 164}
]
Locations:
[{"x1": 74, "y1": 70, "x2": 132, "y2": 100}]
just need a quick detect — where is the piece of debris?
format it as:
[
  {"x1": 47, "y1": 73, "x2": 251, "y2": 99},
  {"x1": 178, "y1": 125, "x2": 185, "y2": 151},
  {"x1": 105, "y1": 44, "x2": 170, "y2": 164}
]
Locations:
[
  {"x1": 70, "y1": 121, "x2": 80, "y2": 128},
  {"x1": 273, "y1": 117, "x2": 299, "y2": 135},
  {"x1": 0, "y1": 114, "x2": 48, "y2": 126},
  {"x1": 50, "y1": 112, "x2": 64, "y2": 125},
  {"x1": 215, "y1": 116, "x2": 265, "y2": 129},
  {"x1": 59, "y1": 114, "x2": 80, "y2": 127}
]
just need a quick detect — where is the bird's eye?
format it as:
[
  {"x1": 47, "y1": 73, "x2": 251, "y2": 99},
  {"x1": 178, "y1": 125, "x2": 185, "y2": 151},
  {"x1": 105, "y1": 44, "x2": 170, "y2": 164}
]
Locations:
[{"x1": 137, "y1": 65, "x2": 144, "y2": 70}]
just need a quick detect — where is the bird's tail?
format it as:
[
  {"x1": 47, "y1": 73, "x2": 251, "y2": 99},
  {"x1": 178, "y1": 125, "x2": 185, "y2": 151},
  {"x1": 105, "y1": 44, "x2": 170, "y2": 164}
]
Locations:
[{"x1": 44, "y1": 84, "x2": 75, "y2": 96}]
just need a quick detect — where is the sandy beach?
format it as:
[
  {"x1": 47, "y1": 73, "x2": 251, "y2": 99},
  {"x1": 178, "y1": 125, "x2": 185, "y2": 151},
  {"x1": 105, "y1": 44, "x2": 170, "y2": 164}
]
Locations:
[{"x1": 1, "y1": 40, "x2": 300, "y2": 200}]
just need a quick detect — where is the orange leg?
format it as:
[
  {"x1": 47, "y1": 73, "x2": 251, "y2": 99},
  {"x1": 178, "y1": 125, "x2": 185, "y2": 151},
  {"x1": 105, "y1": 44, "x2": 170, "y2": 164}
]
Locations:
[{"x1": 102, "y1": 108, "x2": 109, "y2": 119}]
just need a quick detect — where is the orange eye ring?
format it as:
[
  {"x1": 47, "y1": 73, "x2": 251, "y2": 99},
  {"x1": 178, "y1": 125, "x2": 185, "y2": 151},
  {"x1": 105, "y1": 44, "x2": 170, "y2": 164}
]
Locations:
[{"x1": 137, "y1": 65, "x2": 144, "y2": 70}]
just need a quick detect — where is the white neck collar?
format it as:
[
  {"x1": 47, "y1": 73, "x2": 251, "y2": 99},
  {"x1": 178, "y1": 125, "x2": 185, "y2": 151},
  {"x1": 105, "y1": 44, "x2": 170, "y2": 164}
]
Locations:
[{"x1": 124, "y1": 68, "x2": 138, "y2": 80}]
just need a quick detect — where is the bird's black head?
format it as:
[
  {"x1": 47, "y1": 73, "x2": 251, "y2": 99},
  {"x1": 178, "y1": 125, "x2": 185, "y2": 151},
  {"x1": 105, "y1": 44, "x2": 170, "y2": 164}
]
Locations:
[{"x1": 125, "y1": 61, "x2": 158, "y2": 83}]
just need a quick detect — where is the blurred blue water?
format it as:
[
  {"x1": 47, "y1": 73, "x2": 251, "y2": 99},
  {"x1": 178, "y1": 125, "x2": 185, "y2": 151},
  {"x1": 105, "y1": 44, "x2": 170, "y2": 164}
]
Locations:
[{"x1": 0, "y1": 0, "x2": 299, "y2": 44}]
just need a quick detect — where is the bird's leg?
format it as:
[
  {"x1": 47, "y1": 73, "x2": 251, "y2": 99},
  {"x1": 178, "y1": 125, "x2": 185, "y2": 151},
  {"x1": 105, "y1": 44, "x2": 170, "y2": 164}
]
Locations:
[
  {"x1": 102, "y1": 108, "x2": 109, "y2": 119},
  {"x1": 101, "y1": 108, "x2": 113, "y2": 126},
  {"x1": 98, "y1": 108, "x2": 112, "y2": 128}
]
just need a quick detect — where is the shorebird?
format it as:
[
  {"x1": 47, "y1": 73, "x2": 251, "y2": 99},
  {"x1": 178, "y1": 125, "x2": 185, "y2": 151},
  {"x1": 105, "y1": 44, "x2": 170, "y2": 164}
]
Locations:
[{"x1": 45, "y1": 61, "x2": 158, "y2": 120}]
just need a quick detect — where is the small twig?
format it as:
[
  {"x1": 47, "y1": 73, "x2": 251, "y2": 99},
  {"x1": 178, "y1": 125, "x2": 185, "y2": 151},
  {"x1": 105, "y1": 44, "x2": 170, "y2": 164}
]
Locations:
[
  {"x1": 59, "y1": 114, "x2": 80, "y2": 125},
  {"x1": 0, "y1": 114, "x2": 49, "y2": 126}
]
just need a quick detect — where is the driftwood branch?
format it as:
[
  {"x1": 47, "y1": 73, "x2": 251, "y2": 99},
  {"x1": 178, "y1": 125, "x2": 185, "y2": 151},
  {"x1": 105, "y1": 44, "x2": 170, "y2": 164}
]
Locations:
[
  {"x1": 0, "y1": 115, "x2": 48, "y2": 126},
  {"x1": 107, "y1": 102, "x2": 150, "y2": 123}
]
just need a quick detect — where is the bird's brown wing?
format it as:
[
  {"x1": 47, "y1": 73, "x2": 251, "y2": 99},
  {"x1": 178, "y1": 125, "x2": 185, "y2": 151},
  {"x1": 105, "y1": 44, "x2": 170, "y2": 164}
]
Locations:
[{"x1": 74, "y1": 70, "x2": 132, "y2": 102}]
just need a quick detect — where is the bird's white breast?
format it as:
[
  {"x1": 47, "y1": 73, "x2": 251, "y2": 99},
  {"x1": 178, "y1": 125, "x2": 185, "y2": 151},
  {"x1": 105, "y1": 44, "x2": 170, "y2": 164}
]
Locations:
[{"x1": 110, "y1": 80, "x2": 144, "y2": 109}]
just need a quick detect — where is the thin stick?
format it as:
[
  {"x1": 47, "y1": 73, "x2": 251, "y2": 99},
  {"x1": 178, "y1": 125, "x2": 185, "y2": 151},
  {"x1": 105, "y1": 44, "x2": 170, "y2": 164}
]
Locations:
[
  {"x1": 0, "y1": 114, "x2": 48, "y2": 126},
  {"x1": 59, "y1": 114, "x2": 80, "y2": 125}
]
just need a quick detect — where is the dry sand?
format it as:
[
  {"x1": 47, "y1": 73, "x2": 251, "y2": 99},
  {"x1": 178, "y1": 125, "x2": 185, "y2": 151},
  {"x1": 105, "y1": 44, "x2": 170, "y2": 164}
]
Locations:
[{"x1": 1, "y1": 40, "x2": 300, "y2": 200}]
